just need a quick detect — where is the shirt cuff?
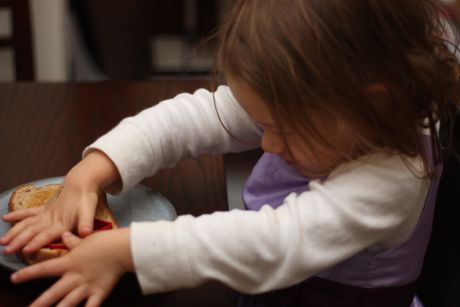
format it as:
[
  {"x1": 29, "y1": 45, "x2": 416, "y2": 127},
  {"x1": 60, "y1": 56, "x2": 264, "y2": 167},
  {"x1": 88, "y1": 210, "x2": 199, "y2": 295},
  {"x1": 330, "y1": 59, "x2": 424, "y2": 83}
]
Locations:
[{"x1": 130, "y1": 219, "x2": 198, "y2": 294}]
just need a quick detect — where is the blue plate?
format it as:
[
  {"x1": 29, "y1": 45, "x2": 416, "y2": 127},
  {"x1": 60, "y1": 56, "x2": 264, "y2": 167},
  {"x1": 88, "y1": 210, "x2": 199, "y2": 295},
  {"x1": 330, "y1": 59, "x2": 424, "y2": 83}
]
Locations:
[{"x1": 0, "y1": 177, "x2": 176, "y2": 271}]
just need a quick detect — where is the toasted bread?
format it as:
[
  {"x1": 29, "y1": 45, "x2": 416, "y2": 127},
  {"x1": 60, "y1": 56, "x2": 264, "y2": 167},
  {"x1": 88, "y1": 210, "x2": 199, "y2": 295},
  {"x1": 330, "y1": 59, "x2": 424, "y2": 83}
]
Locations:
[{"x1": 8, "y1": 183, "x2": 118, "y2": 265}]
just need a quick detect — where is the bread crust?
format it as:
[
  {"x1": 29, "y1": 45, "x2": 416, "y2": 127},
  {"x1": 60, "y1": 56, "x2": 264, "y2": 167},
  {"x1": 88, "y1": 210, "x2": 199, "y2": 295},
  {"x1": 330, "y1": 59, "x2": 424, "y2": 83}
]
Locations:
[
  {"x1": 8, "y1": 184, "x2": 62, "y2": 213},
  {"x1": 20, "y1": 248, "x2": 69, "y2": 265},
  {"x1": 7, "y1": 183, "x2": 117, "y2": 265}
]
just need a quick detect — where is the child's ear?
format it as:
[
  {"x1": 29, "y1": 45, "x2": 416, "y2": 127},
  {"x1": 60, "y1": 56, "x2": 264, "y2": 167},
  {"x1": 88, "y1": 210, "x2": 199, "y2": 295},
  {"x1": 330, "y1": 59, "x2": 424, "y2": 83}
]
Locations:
[
  {"x1": 365, "y1": 83, "x2": 389, "y2": 103},
  {"x1": 366, "y1": 83, "x2": 387, "y2": 94},
  {"x1": 365, "y1": 83, "x2": 391, "y2": 114}
]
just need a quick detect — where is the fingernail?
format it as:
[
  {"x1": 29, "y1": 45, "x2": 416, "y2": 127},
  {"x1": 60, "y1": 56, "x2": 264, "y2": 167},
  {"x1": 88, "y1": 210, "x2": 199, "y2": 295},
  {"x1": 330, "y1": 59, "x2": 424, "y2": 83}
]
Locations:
[
  {"x1": 62, "y1": 231, "x2": 72, "y2": 239},
  {"x1": 80, "y1": 227, "x2": 92, "y2": 236},
  {"x1": 4, "y1": 246, "x2": 12, "y2": 254},
  {"x1": 22, "y1": 246, "x2": 31, "y2": 253},
  {"x1": 11, "y1": 273, "x2": 17, "y2": 283},
  {"x1": 2, "y1": 214, "x2": 9, "y2": 220}
]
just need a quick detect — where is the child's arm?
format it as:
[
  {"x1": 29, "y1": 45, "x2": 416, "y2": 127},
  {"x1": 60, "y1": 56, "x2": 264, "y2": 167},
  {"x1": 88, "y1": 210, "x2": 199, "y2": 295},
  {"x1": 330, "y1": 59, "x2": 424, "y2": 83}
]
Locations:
[
  {"x1": 128, "y1": 153, "x2": 428, "y2": 294},
  {"x1": 10, "y1": 228, "x2": 133, "y2": 307},
  {"x1": 85, "y1": 86, "x2": 262, "y2": 194},
  {"x1": 1, "y1": 150, "x2": 120, "y2": 255}
]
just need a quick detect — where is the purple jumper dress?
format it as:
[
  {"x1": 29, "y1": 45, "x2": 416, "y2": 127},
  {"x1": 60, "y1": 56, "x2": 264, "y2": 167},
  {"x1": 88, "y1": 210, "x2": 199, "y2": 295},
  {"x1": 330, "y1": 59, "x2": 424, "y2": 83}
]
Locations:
[{"x1": 237, "y1": 137, "x2": 442, "y2": 307}]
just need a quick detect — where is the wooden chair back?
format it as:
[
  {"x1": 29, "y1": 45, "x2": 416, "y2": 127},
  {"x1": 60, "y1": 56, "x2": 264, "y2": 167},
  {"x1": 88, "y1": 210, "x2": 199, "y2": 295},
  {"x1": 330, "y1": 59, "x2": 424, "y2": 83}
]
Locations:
[{"x1": 0, "y1": 0, "x2": 34, "y2": 80}]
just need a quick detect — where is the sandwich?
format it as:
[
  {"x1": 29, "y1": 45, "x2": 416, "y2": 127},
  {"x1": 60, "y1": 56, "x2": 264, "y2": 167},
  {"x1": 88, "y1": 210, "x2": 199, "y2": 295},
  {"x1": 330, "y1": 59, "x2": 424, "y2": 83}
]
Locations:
[{"x1": 8, "y1": 183, "x2": 118, "y2": 265}]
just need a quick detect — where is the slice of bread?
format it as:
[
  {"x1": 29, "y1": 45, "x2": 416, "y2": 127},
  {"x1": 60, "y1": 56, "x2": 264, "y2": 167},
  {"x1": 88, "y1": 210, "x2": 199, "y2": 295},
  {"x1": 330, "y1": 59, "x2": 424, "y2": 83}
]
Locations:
[{"x1": 8, "y1": 183, "x2": 118, "y2": 265}]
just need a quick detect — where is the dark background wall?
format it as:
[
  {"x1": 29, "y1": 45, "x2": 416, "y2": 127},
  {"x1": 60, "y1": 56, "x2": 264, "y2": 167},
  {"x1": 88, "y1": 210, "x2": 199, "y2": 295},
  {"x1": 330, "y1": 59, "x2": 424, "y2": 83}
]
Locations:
[{"x1": 70, "y1": 0, "x2": 223, "y2": 79}]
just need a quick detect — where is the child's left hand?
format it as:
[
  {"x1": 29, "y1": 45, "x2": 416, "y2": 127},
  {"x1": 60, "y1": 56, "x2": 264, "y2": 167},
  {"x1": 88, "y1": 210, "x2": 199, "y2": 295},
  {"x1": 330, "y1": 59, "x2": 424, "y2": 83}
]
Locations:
[{"x1": 10, "y1": 228, "x2": 134, "y2": 307}]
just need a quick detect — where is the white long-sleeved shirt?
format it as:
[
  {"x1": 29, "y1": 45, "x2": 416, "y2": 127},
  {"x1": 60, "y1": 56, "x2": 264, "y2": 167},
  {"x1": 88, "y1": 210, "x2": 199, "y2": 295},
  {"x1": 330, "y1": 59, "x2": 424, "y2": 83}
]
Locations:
[{"x1": 83, "y1": 86, "x2": 429, "y2": 294}]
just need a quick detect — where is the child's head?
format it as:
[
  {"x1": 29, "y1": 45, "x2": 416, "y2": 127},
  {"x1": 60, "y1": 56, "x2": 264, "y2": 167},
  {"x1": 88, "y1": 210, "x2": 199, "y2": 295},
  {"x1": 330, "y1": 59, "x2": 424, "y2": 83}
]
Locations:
[{"x1": 215, "y1": 0, "x2": 460, "y2": 176}]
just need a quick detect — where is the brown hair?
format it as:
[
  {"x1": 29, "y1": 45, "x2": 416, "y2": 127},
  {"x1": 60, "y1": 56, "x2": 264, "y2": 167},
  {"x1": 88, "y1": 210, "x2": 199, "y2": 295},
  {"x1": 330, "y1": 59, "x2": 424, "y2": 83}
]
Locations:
[{"x1": 214, "y1": 0, "x2": 460, "y2": 176}]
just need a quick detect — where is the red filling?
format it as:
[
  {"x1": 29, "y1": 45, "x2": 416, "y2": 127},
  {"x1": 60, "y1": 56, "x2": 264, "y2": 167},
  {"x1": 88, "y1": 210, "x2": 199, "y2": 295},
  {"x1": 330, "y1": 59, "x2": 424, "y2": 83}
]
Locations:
[{"x1": 46, "y1": 219, "x2": 113, "y2": 250}]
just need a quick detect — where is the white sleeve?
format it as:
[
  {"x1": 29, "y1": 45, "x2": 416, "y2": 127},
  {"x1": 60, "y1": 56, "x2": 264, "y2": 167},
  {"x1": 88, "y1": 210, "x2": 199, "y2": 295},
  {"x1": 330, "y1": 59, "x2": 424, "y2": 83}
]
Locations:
[
  {"x1": 82, "y1": 85, "x2": 262, "y2": 193},
  {"x1": 130, "y1": 153, "x2": 429, "y2": 294}
]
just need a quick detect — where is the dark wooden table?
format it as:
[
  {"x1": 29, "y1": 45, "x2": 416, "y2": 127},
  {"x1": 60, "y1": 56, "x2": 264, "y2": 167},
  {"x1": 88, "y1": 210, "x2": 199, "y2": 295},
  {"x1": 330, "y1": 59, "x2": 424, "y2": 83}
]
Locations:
[{"x1": 0, "y1": 81, "x2": 236, "y2": 306}]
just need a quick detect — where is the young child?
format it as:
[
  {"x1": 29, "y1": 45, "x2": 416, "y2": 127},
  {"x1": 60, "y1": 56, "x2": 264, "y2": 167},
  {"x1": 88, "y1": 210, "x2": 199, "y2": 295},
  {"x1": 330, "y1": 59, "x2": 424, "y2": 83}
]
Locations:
[{"x1": 2, "y1": 0, "x2": 459, "y2": 306}]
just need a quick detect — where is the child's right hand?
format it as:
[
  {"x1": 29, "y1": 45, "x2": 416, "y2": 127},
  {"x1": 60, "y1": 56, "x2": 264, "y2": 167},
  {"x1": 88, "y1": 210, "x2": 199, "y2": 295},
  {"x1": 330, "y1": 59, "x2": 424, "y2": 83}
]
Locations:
[
  {"x1": 0, "y1": 179, "x2": 100, "y2": 255},
  {"x1": 11, "y1": 228, "x2": 133, "y2": 307}
]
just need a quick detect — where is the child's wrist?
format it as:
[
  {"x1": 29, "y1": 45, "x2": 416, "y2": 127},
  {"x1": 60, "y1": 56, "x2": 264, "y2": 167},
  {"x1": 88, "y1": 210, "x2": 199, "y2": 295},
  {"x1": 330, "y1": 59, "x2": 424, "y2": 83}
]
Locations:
[
  {"x1": 113, "y1": 228, "x2": 134, "y2": 273},
  {"x1": 65, "y1": 150, "x2": 120, "y2": 192},
  {"x1": 63, "y1": 169, "x2": 101, "y2": 193}
]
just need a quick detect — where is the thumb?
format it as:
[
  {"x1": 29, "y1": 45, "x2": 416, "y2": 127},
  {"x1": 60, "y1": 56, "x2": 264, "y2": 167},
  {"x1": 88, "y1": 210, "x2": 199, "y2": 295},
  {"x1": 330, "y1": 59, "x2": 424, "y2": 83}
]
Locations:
[
  {"x1": 62, "y1": 232, "x2": 81, "y2": 250},
  {"x1": 78, "y1": 205, "x2": 95, "y2": 238}
]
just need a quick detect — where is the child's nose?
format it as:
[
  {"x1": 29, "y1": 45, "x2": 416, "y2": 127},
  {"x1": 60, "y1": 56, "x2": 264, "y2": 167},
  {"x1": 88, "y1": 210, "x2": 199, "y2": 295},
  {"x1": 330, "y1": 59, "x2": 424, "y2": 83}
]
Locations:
[{"x1": 261, "y1": 132, "x2": 284, "y2": 155}]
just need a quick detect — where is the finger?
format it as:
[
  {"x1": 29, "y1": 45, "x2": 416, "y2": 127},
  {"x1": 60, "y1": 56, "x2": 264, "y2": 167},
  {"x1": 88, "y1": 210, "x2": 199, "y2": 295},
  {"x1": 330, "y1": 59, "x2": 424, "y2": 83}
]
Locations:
[
  {"x1": 0, "y1": 217, "x2": 37, "y2": 245},
  {"x1": 11, "y1": 257, "x2": 65, "y2": 283},
  {"x1": 56, "y1": 286, "x2": 89, "y2": 307},
  {"x1": 2, "y1": 207, "x2": 42, "y2": 222},
  {"x1": 29, "y1": 275, "x2": 76, "y2": 307},
  {"x1": 22, "y1": 226, "x2": 65, "y2": 254},
  {"x1": 78, "y1": 205, "x2": 95, "y2": 237},
  {"x1": 85, "y1": 292, "x2": 106, "y2": 307},
  {"x1": 3, "y1": 220, "x2": 44, "y2": 254},
  {"x1": 6, "y1": 221, "x2": 53, "y2": 254},
  {"x1": 62, "y1": 232, "x2": 82, "y2": 250}
]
